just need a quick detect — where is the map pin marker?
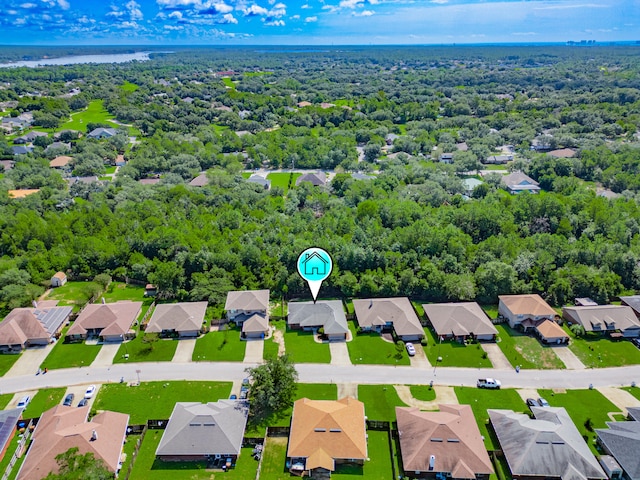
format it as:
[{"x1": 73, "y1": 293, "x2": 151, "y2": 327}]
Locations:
[{"x1": 297, "y1": 247, "x2": 333, "y2": 304}]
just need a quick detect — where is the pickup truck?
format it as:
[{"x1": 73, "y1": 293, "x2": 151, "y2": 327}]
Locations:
[{"x1": 477, "y1": 378, "x2": 501, "y2": 389}]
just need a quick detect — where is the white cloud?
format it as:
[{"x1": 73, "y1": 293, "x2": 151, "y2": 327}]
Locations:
[
  {"x1": 304, "y1": 15, "x2": 317, "y2": 22},
  {"x1": 354, "y1": 9, "x2": 374, "y2": 16},
  {"x1": 169, "y1": 10, "x2": 183, "y2": 18},
  {"x1": 57, "y1": 0, "x2": 70, "y2": 9},
  {"x1": 512, "y1": 31, "x2": 537, "y2": 36},
  {"x1": 208, "y1": 2, "x2": 233, "y2": 13},
  {"x1": 126, "y1": 1, "x2": 144, "y2": 20},
  {"x1": 221, "y1": 12, "x2": 237, "y2": 23},
  {"x1": 534, "y1": 3, "x2": 609, "y2": 10},
  {"x1": 301, "y1": 3, "x2": 311, "y2": 8},
  {"x1": 263, "y1": 18, "x2": 284, "y2": 25},
  {"x1": 20, "y1": 3, "x2": 37, "y2": 8},
  {"x1": 118, "y1": 20, "x2": 139, "y2": 28},
  {"x1": 164, "y1": 24, "x2": 184, "y2": 30},
  {"x1": 243, "y1": 4, "x2": 268, "y2": 15},
  {"x1": 290, "y1": 14, "x2": 299, "y2": 19},
  {"x1": 430, "y1": 0, "x2": 448, "y2": 4}
]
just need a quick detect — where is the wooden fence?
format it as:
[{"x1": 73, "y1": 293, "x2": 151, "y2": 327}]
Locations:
[
  {"x1": 122, "y1": 425, "x2": 147, "y2": 480},
  {"x1": 1, "y1": 420, "x2": 34, "y2": 480}
]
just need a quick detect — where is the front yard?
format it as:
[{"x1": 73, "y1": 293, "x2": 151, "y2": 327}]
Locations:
[
  {"x1": 112, "y1": 333, "x2": 178, "y2": 364},
  {"x1": 495, "y1": 324, "x2": 564, "y2": 369},
  {"x1": 0, "y1": 354, "x2": 20, "y2": 376},
  {"x1": 40, "y1": 335, "x2": 102, "y2": 370},
  {"x1": 192, "y1": 325, "x2": 246, "y2": 362},
  {"x1": 454, "y1": 387, "x2": 527, "y2": 450},
  {"x1": 24, "y1": 387, "x2": 66, "y2": 418},
  {"x1": 423, "y1": 327, "x2": 492, "y2": 368},
  {"x1": 358, "y1": 385, "x2": 408, "y2": 422},
  {"x1": 346, "y1": 321, "x2": 410, "y2": 366},
  {"x1": 93, "y1": 381, "x2": 232, "y2": 424},
  {"x1": 283, "y1": 328, "x2": 330, "y2": 364},
  {"x1": 566, "y1": 329, "x2": 640, "y2": 367},
  {"x1": 538, "y1": 388, "x2": 620, "y2": 454}
]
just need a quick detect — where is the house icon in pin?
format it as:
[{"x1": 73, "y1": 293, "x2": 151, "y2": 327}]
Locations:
[{"x1": 301, "y1": 252, "x2": 328, "y2": 276}]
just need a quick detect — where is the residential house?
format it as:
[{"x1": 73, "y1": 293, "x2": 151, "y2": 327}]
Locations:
[
  {"x1": 156, "y1": 401, "x2": 248, "y2": 465},
  {"x1": 288, "y1": 301, "x2": 348, "y2": 341},
  {"x1": 287, "y1": 397, "x2": 367, "y2": 477},
  {"x1": 225, "y1": 289, "x2": 270, "y2": 339},
  {"x1": 66, "y1": 301, "x2": 142, "y2": 342},
  {"x1": 548, "y1": 148, "x2": 577, "y2": 159},
  {"x1": 16, "y1": 405, "x2": 128, "y2": 480},
  {"x1": 11, "y1": 145, "x2": 34, "y2": 156},
  {"x1": 352, "y1": 297, "x2": 424, "y2": 341},
  {"x1": 498, "y1": 294, "x2": 557, "y2": 329},
  {"x1": 456, "y1": 142, "x2": 469, "y2": 151},
  {"x1": 13, "y1": 131, "x2": 47, "y2": 144},
  {"x1": 422, "y1": 302, "x2": 497, "y2": 342},
  {"x1": 50, "y1": 271, "x2": 67, "y2": 287},
  {"x1": 596, "y1": 409, "x2": 640, "y2": 480},
  {"x1": 0, "y1": 303, "x2": 71, "y2": 351},
  {"x1": 489, "y1": 407, "x2": 606, "y2": 480},
  {"x1": 502, "y1": 171, "x2": 541, "y2": 194},
  {"x1": 45, "y1": 142, "x2": 71, "y2": 153},
  {"x1": 189, "y1": 173, "x2": 209, "y2": 187},
  {"x1": 296, "y1": 172, "x2": 326, "y2": 187},
  {"x1": 462, "y1": 178, "x2": 483, "y2": 196},
  {"x1": 0, "y1": 160, "x2": 14, "y2": 171},
  {"x1": 396, "y1": 405, "x2": 494, "y2": 480},
  {"x1": 145, "y1": 302, "x2": 208, "y2": 338},
  {"x1": 533, "y1": 319, "x2": 569, "y2": 344},
  {"x1": 8, "y1": 189, "x2": 39, "y2": 198},
  {"x1": 87, "y1": 127, "x2": 117, "y2": 139},
  {"x1": 484, "y1": 154, "x2": 512, "y2": 164},
  {"x1": 0, "y1": 408, "x2": 23, "y2": 461},
  {"x1": 297, "y1": 101, "x2": 312, "y2": 108},
  {"x1": 66, "y1": 176, "x2": 101, "y2": 186},
  {"x1": 575, "y1": 298, "x2": 598, "y2": 306},
  {"x1": 53, "y1": 129, "x2": 81, "y2": 140},
  {"x1": 49, "y1": 156, "x2": 72, "y2": 169},
  {"x1": 1, "y1": 116, "x2": 31, "y2": 132},
  {"x1": 562, "y1": 305, "x2": 640, "y2": 338},
  {"x1": 619, "y1": 296, "x2": 640, "y2": 319},
  {"x1": 439, "y1": 153, "x2": 454, "y2": 164},
  {"x1": 246, "y1": 174, "x2": 271, "y2": 190}
]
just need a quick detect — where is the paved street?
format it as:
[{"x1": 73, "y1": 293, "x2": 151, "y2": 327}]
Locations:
[
  {"x1": 5, "y1": 344, "x2": 55, "y2": 378},
  {"x1": 1, "y1": 361, "x2": 639, "y2": 396}
]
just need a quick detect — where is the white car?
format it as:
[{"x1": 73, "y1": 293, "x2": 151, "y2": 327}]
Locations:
[
  {"x1": 405, "y1": 342, "x2": 416, "y2": 356},
  {"x1": 84, "y1": 385, "x2": 96, "y2": 399},
  {"x1": 17, "y1": 395, "x2": 30, "y2": 408}
]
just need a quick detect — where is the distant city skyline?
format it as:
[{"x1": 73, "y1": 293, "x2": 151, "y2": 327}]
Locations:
[{"x1": 0, "y1": 0, "x2": 637, "y2": 46}]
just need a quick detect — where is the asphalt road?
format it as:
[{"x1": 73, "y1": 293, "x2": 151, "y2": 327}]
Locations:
[{"x1": 1, "y1": 361, "x2": 638, "y2": 395}]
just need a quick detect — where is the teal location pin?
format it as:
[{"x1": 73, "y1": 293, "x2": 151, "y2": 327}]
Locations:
[{"x1": 297, "y1": 247, "x2": 333, "y2": 303}]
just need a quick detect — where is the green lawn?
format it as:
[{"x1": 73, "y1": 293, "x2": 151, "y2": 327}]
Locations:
[
  {"x1": 332, "y1": 430, "x2": 393, "y2": 480},
  {"x1": 119, "y1": 433, "x2": 141, "y2": 479},
  {"x1": 481, "y1": 305, "x2": 500, "y2": 319},
  {"x1": 264, "y1": 319, "x2": 285, "y2": 360},
  {"x1": 409, "y1": 385, "x2": 437, "y2": 402},
  {"x1": 0, "y1": 394, "x2": 12, "y2": 409},
  {"x1": 566, "y1": 329, "x2": 640, "y2": 367},
  {"x1": 0, "y1": 354, "x2": 20, "y2": 376},
  {"x1": 46, "y1": 281, "x2": 103, "y2": 310},
  {"x1": 60, "y1": 100, "x2": 115, "y2": 132},
  {"x1": 24, "y1": 387, "x2": 66, "y2": 418},
  {"x1": 93, "y1": 381, "x2": 232, "y2": 424},
  {"x1": 538, "y1": 388, "x2": 620, "y2": 454},
  {"x1": 346, "y1": 321, "x2": 410, "y2": 366},
  {"x1": 623, "y1": 386, "x2": 640, "y2": 401},
  {"x1": 266, "y1": 172, "x2": 301, "y2": 194},
  {"x1": 40, "y1": 337, "x2": 102, "y2": 370},
  {"x1": 454, "y1": 387, "x2": 527, "y2": 450},
  {"x1": 358, "y1": 385, "x2": 407, "y2": 422},
  {"x1": 283, "y1": 328, "x2": 330, "y2": 364},
  {"x1": 120, "y1": 81, "x2": 139, "y2": 92},
  {"x1": 112, "y1": 334, "x2": 178, "y2": 364},
  {"x1": 259, "y1": 436, "x2": 289, "y2": 480},
  {"x1": 495, "y1": 324, "x2": 564, "y2": 369},
  {"x1": 222, "y1": 77, "x2": 236, "y2": 88},
  {"x1": 192, "y1": 326, "x2": 246, "y2": 362},
  {"x1": 424, "y1": 327, "x2": 492, "y2": 368}
]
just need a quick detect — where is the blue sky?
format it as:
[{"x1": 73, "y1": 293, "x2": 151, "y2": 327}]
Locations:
[{"x1": 0, "y1": 0, "x2": 637, "y2": 45}]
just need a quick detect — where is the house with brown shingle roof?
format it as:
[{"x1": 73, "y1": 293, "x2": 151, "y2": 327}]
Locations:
[
  {"x1": 422, "y1": 302, "x2": 498, "y2": 342},
  {"x1": 396, "y1": 404, "x2": 494, "y2": 480},
  {"x1": 145, "y1": 302, "x2": 207, "y2": 338},
  {"x1": 225, "y1": 290, "x2": 270, "y2": 339},
  {"x1": 16, "y1": 405, "x2": 128, "y2": 480},
  {"x1": 49, "y1": 156, "x2": 72, "y2": 169},
  {"x1": 287, "y1": 397, "x2": 367, "y2": 477},
  {"x1": 352, "y1": 297, "x2": 424, "y2": 341},
  {"x1": 66, "y1": 301, "x2": 142, "y2": 342},
  {"x1": 498, "y1": 294, "x2": 557, "y2": 329},
  {"x1": 0, "y1": 305, "x2": 72, "y2": 352},
  {"x1": 548, "y1": 148, "x2": 577, "y2": 159},
  {"x1": 534, "y1": 319, "x2": 569, "y2": 344}
]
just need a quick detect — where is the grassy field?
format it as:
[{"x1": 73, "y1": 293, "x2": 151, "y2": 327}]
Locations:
[
  {"x1": 113, "y1": 334, "x2": 178, "y2": 364},
  {"x1": 538, "y1": 388, "x2": 620, "y2": 454},
  {"x1": 120, "y1": 81, "x2": 139, "y2": 92},
  {"x1": 495, "y1": 324, "x2": 564, "y2": 369},
  {"x1": 24, "y1": 387, "x2": 66, "y2": 418},
  {"x1": 60, "y1": 100, "x2": 115, "y2": 132},
  {"x1": 46, "y1": 281, "x2": 103, "y2": 310},
  {"x1": 93, "y1": 381, "x2": 232, "y2": 424},
  {"x1": 222, "y1": 77, "x2": 236, "y2": 88},
  {"x1": 566, "y1": 329, "x2": 640, "y2": 367},
  {"x1": 266, "y1": 172, "x2": 301, "y2": 194},
  {"x1": 192, "y1": 326, "x2": 246, "y2": 362},
  {"x1": 347, "y1": 322, "x2": 410, "y2": 366},
  {"x1": 409, "y1": 385, "x2": 437, "y2": 401},
  {"x1": 358, "y1": 385, "x2": 407, "y2": 422},
  {"x1": 0, "y1": 354, "x2": 20, "y2": 376},
  {"x1": 259, "y1": 436, "x2": 289, "y2": 480},
  {"x1": 454, "y1": 387, "x2": 527, "y2": 450},
  {"x1": 623, "y1": 386, "x2": 640, "y2": 401},
  {"x1": 40, "y1": 337, "x2": 102, "y2": 370},
  {"x1": 283, "y1": 328, "x2": 330, "y2": 364},
  {"x1": 0, "y1": 394, "x2": 12, "y2": 409},
  {"x1": 101, "y1": 282, "x2": 154, "y2": 321},
  {"x1": 424, "y1": 327, "x2": 492, "y2": 368}
]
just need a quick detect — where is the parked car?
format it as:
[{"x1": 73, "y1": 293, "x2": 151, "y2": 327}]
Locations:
[
  {"x1": 405, "y1": 342, "x2": 416, "y2": 356},
  {"x1": 17, "y1": 396, "x2": 30, "y2": 408},
  {"x1": 538, "y1": 397, "x2": 550, "y2": 407},
  {"x1": 84, "y1": 385, "x2": 96, "y2": 399},
  {"x1": 632, "y1": 338, "x2": 640, "y2": 349},
  {"x1": 526, "y1": 398, "x2": 538, "y2": 408},
  {"x1": 77, "y1": 398, "x2": 88, "y2": 407},
  {"x1": 477, "y1": 378, "x2": 501, "y2": 389},
  {"x1": 63, "y1": 393, "x2": 74, "y2": 406},
  {"x1": 230, "y1": 394, "x2": 237, "y2": 400}
]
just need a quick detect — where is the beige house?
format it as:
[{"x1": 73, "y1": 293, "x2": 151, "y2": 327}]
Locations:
[
  {"x1": 396, "y1": 404, "x2": 494, "y2": 479},
  {"x1": 498, "y1": 294, "x2": 556, "y2": 329},
  {"x1": 353, "y1": 297, "x2": 424, "y2": 341},
  {"x1": 287, "y1": 397, "x2": 367, "y2": 477},
  {"x1": 17, "y1": 406, "x2": 129, "y2": 480},
  {"x1": 145, "y1": 302, "x2": 208, "y2": 337},
  {"x1": 225, "y1": 290, "x2": 270, "y2": 339},
  {"x1": 0, "y1": 304, "x2": 71, "y2": 351},
  {"x1": 66, "y1": 301, "x2": 142, "y2": 342},
  {"x1": 423, "y1": 302, "x2": 497, "y2": 342}
]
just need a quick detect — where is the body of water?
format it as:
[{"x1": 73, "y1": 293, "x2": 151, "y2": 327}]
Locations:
[{"x1": 0, "y1": 51, "x2": 153, "y2": 68}]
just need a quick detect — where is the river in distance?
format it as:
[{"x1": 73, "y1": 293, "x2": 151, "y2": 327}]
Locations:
[{"x1": 0, "y1": 51, "x2": 154, "y2": 68}]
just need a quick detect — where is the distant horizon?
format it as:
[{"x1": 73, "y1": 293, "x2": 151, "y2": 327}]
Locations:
[{"x1": 0, "y1": 1, "x2": 637, "y2": 46}]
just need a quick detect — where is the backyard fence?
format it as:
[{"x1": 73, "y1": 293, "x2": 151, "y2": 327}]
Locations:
[
  {"x1": 266, "y1": 426, "x2": 290, "y2": 437},
  {"x1": 366, "y1": 419, "x2": 390, "y2": 431},
  {"x1": 242, "y1": 437, "x2": 264, "y2": 447},
  {"x1": 122, "y1": 425, "x2": 147, "y2": 480},
  {"x1": 147, "y1": 419, "x2": 169, "y2": 430},
  {"x1": 2, "y1": 420, "x2": 34, "y2": 480},
  {"x1": 126, "y1": 424, "x2": 146, "y2": 435}
]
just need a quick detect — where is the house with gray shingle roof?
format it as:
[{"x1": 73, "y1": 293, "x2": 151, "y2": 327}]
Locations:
[
  {"x1": 562, "y1": 305, "x2": 640, "y2": 338},
  {"x1": 246, "y1": 174, "x2": 271, "y2": 190},
  {"x1": 288, "y1": 300, "x2": 348, "y2": 341},
  {"x1": 502, "y1": 171, "x2": 541, "y2": 194},
  {"x1": 596, "y1": 414, "x2": 640, "y2": 480},
  {"x1": 156, "y1": 401, "x2": 248, "y2": 465},
  {"x1": 295, "y1": 172, "x2": 326, "y2": 187},
  {"x1": 489, "y1": 407, "x2": 606, "y2": 480},
  {"x1": 423, "y1": 302, "x2": 498, "y2": 342},
  {"x1": 145, "y1": 302, "x2": 207, "y2": 338},
  {"x1": 87, "y1": 127, "x2": 116, "y2": 139},
  {"x1": 353, "y1": 298, "x2": 424, "y2": 341},
  {"x1": 225, "y1": 290, "x2": 270, "y2": 339}
]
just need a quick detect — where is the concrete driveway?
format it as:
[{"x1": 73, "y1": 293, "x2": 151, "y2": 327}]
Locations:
[
  {"x1": 329, "y1": 342, "x2": 351, "y2": 366},
  {"x1": 409, "y1": 343, "x2": 431, "y2": 368},
  {"x1": 482, "y1": 344, "x2": 512, "y2": 370},
  {"x1": 172, "y1": 339, "x2": 196, "y2": 363},
  {"x1": 551, "y1": 346, "x2": 586, "y2": 369},
  {"x1": 91, "y1": 343, "x2": 120, "y2": 367},
  {"x1": 63, "y1": 384, "x2": 100, "y2": 408},
  {"x1": 5, "y1": 344, "x2": 55, "y2": 378},
  {"x1": 243, "y1": 339, "x2": 264, "y2": 363}
]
